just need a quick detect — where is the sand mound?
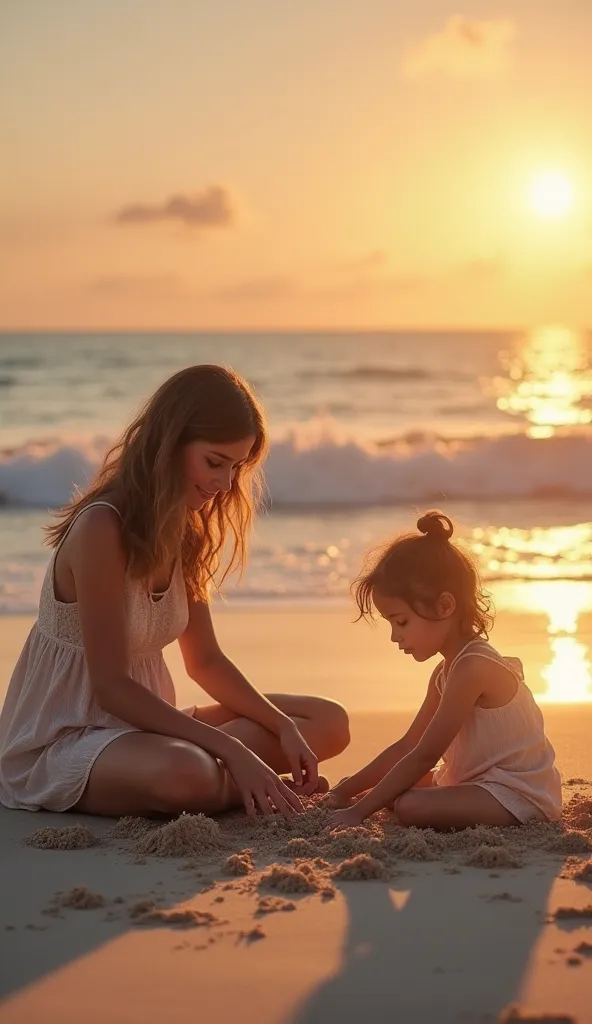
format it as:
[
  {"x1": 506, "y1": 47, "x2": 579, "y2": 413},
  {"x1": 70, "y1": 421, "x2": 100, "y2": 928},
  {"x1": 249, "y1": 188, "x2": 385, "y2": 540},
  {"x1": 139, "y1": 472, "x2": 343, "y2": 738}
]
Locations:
[
  {"x1": 129, "y1": 899, "x2": 219, "y2": 928},
  {"x1": 24, "y1": 825, "x2": 99, "y2": 850},
  {"x1": 545, "y1": 831, "x2": 592, "y2": 854},
  {"x1": 256, "y1": 896, "x2": 296, "y2": 914},
  {"x1": 278, "y1": 837, "x2": 316, "y2": 858},
  {"x1": 258, "y1": 864, "x2": 320, "y2": 893},
  {"x1": 109, "y1": 813, "x2": 227, "y2": 858},
  {"x1": 25, "y1": 783, "x2": 592, "y2": 882},
  {"x1": 563, "y1": 794, "x2": 592, "y2": 831},
  {"x1": 464, "y1": 845, "x2": 522, "y2": 869},
  {"x1": 224, "y1": 851, "x2": 253, "y2": 875},
  {"x1": 46, "y1": 886, "x2": 105, "y2": 911},
  {"x1": 332, "y1": 854, "x2": 389, "y2": 881}
]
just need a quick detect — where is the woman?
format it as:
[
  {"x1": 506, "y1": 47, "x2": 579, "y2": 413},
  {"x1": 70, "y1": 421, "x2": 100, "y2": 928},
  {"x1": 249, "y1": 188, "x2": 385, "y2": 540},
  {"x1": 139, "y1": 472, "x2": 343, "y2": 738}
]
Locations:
[{"x1": 0, "y1": 364, "x2": 350, "y2": 817}]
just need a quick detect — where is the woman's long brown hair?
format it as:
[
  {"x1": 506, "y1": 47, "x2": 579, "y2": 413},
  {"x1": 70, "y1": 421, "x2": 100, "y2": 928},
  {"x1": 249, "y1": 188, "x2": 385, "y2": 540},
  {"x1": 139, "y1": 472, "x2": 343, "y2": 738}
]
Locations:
[{"x1": 44, "y1": 364, "x2": 268, "y2": 600}]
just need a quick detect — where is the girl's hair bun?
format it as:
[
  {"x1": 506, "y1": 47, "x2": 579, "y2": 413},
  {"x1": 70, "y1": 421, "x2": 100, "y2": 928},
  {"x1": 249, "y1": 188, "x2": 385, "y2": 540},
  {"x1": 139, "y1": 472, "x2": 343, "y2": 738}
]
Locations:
[{"x1": 416, "y1": 509, "x2": 453, "y2": 541}]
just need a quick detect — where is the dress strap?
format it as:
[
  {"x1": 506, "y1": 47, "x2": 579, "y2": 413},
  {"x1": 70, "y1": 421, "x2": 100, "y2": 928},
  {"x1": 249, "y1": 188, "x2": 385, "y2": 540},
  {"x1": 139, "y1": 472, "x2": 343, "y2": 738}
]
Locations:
[
  {"x1": 441, "y1": 638, "x2": 524, "y2": 691},
  {"x1": 54, "y1": 500, "x2": 122, "y2": 557}
]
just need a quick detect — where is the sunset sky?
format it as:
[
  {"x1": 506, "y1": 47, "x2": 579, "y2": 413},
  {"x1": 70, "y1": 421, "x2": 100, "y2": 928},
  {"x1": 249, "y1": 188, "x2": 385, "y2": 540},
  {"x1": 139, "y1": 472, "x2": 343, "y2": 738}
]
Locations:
[{"x1": 1, "y1": 0, "x2": 591, "y2": 330}]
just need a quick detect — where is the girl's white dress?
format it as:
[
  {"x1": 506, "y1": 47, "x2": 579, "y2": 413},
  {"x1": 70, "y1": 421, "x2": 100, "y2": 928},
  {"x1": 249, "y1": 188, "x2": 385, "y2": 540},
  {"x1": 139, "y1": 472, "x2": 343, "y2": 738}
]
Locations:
[{"x1": 433, "y1": 637, "x2": 562, "y2": 822}]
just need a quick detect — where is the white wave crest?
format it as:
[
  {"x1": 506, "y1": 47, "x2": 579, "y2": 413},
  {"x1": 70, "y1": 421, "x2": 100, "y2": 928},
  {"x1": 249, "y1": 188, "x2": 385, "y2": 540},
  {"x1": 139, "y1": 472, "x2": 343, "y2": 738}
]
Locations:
[{"x1": 1, "y1": 426, "x2": 592, "y2": 509}]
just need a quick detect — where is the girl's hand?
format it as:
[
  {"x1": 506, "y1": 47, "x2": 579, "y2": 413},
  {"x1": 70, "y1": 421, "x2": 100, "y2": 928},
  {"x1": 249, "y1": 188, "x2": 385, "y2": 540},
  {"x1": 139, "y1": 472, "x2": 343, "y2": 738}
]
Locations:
[
  {"x1": 279, "y1": 721, "x2": 319, "y2": 796},
  {"x1": 329, "y1": 805, "x2": 366, "y2": 830},
  {"x1": 225, "y1": 742, "x2": 304, "y2": 817},
  {"x1": 323, "y1": 779, "x2": 352, "y2": 809}
]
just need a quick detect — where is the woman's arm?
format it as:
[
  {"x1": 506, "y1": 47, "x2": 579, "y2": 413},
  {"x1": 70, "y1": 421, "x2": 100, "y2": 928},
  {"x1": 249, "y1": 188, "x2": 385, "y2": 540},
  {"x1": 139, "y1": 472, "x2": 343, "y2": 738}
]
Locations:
[
  {"x1": 178, "y1": 597, "x2": 294, "y2": 737},
  {"x1": 71, "y1": 508, "x2": 249, "y2": 762},
  {"x1": 178, "y1": 595, "x2": 318, "y2": 791},
  {"x1": 333, "y1": 659, "x2": 487, "y2": 823},
  {"x1": 329, "y1": 663, "x2": 443, "y2": 802}
]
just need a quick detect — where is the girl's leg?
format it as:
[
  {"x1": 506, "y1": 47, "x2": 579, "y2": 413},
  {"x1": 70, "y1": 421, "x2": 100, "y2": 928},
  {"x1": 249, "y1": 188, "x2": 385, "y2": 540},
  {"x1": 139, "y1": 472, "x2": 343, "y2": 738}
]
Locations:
[{"x1": 393, "y1": 784, "x2": 520, "y2": 829}]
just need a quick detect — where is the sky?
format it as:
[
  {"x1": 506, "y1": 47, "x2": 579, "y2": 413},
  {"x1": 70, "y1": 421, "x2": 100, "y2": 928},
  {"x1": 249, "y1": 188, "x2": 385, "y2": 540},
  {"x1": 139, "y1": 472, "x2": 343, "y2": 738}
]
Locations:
[{"x1": 1, "y1": 0, "x2": 592, "y2": 330}]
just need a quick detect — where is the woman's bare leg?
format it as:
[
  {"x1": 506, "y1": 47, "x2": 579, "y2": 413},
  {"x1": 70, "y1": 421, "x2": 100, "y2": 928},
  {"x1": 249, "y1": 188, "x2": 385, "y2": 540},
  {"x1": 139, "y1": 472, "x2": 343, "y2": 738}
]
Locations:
[
  {"x1": 72, "y1": 695, "x2": 349, "y2": 818},
  {"x1": 192, "y1": 694, "x2": 350, "y2": 779},
  {"x1": 393, "y1": 784, "x2": 520, "y2": 830},
  {"x1": 72, "y1": 732, "x2": 238, "y2": 818}
]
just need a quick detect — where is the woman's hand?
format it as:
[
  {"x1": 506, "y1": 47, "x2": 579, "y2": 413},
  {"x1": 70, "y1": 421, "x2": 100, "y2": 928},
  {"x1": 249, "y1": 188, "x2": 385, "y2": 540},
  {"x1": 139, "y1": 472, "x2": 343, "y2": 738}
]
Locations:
[
  {"x1": 279, "y1": 720, "x2": 319, "y2": 796},
  {"x1": 329, "y1": 805, "x2": 366, "y2": 830},
  {"x1": 225, "y1": 742, "x2": 304, "y2": 817}
]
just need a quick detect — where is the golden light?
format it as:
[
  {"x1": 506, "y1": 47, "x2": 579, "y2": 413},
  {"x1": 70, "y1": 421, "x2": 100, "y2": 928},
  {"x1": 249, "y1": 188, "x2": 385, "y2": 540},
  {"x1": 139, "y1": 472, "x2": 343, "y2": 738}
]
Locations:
[
  {"x1": 492, "y1": 580, "x2": 592, "y2": 704},
  {"x1": 528, "y1": 171, "x2": 574, "y2": 219},
  {"x1": 493, "y1": 326, "x2": 592, "y2": 437}
]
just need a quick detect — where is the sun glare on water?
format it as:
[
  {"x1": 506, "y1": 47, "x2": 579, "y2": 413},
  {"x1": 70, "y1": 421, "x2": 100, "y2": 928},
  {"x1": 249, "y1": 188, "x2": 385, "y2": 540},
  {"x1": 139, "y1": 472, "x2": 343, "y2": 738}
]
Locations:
[{"x1": 528, "y1": 171, "x2": 574, "y2": 219}]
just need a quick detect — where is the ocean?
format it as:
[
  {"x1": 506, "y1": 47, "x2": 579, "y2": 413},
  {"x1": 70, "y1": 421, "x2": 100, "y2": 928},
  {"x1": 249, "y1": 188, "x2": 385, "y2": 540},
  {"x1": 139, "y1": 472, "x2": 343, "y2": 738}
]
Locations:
[{"x1": 1, "y1": 327, "x2": 591, "y2": 622}]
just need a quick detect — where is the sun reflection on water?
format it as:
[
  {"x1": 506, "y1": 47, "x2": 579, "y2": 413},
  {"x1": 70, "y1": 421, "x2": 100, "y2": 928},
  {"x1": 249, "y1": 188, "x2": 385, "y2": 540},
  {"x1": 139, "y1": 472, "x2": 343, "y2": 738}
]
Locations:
[
  {"x1": 494, "y1": 581, "x2": 592, "y2": 704},
  {"x1": 471, "y1": 522, "x2": 592, "y2": 581},
  {"x1": 493, "y1": 325, "x2": 592, "y2": 437}
]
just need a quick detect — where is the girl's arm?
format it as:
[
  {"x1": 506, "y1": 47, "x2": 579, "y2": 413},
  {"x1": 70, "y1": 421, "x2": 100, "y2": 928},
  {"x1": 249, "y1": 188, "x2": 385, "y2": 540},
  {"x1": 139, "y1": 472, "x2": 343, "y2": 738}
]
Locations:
[
  {"x1": 329, "y1": 664, "x2": 443, "y2": 803},
  {"x1": 70, "y1": 508, "x2": 302, "y2": 816},
  {"x1": 178, "y1": 596, "x2": 318, "y2": 791},
  {"x1": 334, "y1": 659, "x2": 488, "y2": 823}
]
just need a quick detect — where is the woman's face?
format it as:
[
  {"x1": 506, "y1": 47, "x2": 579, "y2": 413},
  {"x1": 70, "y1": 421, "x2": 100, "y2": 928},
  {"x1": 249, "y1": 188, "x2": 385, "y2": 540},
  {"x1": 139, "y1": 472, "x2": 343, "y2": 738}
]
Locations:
[{"x1": 183, "y1": 435, "x2": 256, "y2": 510}]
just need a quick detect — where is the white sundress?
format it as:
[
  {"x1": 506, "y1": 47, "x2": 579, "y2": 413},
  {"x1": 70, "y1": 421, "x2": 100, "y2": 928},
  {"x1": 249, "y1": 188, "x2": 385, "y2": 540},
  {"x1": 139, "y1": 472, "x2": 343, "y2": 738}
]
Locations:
[
  {"x1": 432, "y1": 637, "x2": 562, "y2": 823},
  {"x1": 0, "y1": 501, "x2": 190, "y2": 812}
]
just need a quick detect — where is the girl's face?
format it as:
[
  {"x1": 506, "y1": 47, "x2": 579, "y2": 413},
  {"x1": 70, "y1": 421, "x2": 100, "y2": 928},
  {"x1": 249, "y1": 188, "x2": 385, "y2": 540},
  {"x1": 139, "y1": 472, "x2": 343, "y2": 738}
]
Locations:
[
  {"x1": 183, "y1": 435, "x2": 256, "y2": 510},
  {"x1": 372, "y1": 590, "x2": 456, "y2": 662}
]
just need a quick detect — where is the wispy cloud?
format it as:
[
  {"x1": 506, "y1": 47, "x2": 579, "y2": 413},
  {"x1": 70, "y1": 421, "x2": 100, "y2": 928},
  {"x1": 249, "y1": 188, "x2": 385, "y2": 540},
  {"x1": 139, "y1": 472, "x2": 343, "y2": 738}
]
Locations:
[
  {"x1": 113, "y1": 185, "x2": 236, "y2": 229},
  {"x1": 88, "y1": 273, "x2": 185, "y2": 296},
  {"x1": 402, "y1": 16, "x2": 515, "y2": 80},
  {"x1": 214, "y1": 275, "x2": 297, "y2": 302}
]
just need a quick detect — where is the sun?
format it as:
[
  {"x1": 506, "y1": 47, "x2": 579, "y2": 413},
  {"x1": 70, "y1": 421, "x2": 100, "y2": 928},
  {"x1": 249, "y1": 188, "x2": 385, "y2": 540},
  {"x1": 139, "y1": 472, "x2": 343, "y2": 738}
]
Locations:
[{"x1": 528, "y1": 171, "x2": 574, "y2": 219}]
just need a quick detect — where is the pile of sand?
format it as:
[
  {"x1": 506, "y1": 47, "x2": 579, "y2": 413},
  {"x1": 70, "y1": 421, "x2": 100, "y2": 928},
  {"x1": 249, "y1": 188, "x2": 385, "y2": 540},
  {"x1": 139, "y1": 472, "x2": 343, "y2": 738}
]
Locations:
[
  {"x1": 22, "y1": 786, "x2": 592, "y2": 887},
  {"x1": 128, "y1": 900, "x2": 221, "y2": 929},
  {"x1": 224, "y1": 850, "x2": 253, "y2": 875},
  {"x1": 24, "y1": 825, "x2": 99, "y2": 850},
  {"x1": 256, "y1": 896, "x2": 296, "y2": 914},
  {"x1": 44, "y1": 886, "x2": 105, "y2": 914},
  {"x1": 108, "y1": 812, "x2": 227, "y2": 858},
  {"x1": 258, "y1": 864, "x2": 321, "y2": 893},
  {"x1": 332, "y1": 854, "x2": 389, "y2": 881}
]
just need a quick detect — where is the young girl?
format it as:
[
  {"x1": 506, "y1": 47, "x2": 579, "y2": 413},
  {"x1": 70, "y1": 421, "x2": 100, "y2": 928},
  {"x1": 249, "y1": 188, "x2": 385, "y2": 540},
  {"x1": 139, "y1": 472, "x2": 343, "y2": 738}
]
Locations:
[
  {"x1": 329, "y1": 510, "x2": 561, "y2": 831},
  {"x1": 0, "y1": 364, "x2": 349, "y2": 818}
]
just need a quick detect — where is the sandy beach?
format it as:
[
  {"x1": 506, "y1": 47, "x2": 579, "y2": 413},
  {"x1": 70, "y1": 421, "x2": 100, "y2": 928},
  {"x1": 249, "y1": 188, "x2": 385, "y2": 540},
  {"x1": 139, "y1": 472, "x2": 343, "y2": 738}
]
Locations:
[{"x1": 1, "y1": 606, "x2": 592, "y2": 1024}]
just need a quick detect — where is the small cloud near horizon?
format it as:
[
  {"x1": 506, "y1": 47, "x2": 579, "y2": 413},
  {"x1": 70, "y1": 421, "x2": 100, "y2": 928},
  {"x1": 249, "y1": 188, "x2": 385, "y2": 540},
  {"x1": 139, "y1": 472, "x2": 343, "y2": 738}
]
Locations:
[
  {"x1": 113, "y1": 185, "x2": 236, "y2": 229},
  {"x1": 88, "y1": 272, "x2": 185, "y2": 296},
  {"x1": 215, "y1": 275, "x2": 297, "y2": 302},
  {"x1": 402, "y1": 16, "x2": 515, "y2": 80}
]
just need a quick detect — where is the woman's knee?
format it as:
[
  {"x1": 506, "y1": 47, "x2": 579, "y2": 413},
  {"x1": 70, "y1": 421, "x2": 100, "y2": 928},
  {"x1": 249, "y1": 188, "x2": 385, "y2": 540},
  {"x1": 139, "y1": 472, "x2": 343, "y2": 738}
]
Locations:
[
  {"x1": 151, "y1": 740, "x2": 226, "y2": 813},
  {"x1": 305, "y1": 697, "x2": 351, "y2": 758}
]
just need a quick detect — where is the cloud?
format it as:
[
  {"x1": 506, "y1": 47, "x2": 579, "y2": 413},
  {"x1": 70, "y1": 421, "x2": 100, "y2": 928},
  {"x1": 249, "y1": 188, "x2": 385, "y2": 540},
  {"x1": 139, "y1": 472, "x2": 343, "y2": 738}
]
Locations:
[
  {"x1": 402, "y1": 16, "x2": 515, "y2": 80},
  {"x1": 114, "y1": 185, "x2": 236, "y2": 229},
  {"x1": 215, "y1": 275, "x2": 297, "y2": 302},
  {"x1": 339, "y1": 249, "x2": 390, "y2": 272},
  {"x1": 88, "y1": 273, "x2": 185, "y2": 297}
]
